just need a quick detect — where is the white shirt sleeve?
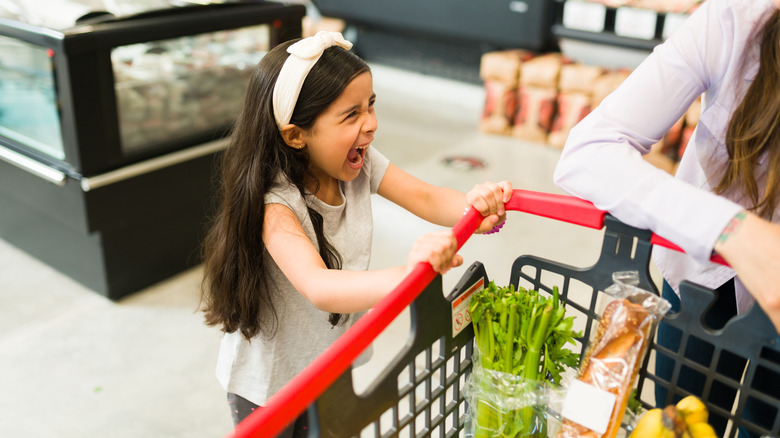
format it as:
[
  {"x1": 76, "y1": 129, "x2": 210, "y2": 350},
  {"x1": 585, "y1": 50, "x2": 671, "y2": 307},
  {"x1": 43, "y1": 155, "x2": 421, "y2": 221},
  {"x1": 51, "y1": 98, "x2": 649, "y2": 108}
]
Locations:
[{"x1": 554, "y1": 0, "x2": 745, "y2": 264}]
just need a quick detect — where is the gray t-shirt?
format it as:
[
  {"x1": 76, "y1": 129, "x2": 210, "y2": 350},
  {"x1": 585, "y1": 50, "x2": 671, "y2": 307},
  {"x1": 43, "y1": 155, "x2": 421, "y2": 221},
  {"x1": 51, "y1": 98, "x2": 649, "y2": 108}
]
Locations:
[{"x1": 216, "y1": 147, "x2": 390, "y2": 406}]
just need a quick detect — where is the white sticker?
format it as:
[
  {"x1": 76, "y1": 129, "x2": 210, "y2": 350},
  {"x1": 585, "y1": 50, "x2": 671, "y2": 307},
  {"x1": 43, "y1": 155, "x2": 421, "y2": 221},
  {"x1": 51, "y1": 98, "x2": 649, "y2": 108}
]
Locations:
[
  {"x1": 562, "y1": 1, "x2": 607, "y2": 33},
  {"x1": 615, "y1": 7, "x2": 658, "y2": 40},
  {"x1": 560, "y1": 379, "x2": 616, "y2": 435},
  {"x1": 662, "y1": 13, "x2": 688, "y2": 40},
  {"x1": 451, "y1": 278, "x2": 483, "y2": 338}
]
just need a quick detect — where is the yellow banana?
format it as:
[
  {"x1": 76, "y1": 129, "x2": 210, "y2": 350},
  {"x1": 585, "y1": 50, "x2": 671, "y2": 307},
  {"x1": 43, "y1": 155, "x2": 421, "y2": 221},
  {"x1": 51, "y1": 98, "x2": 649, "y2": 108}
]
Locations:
[
  {"x1": 630, "y1": 396, "x2": 714, "y2": 438},
  {"x1": 676, "y1": 396, "x2": 709, "y2": 426},
  {"x1": 629, "y1": 408, "x2": 677, "y2": 438},
  {"x1": 685, "y1": 422, "x2": 718, "y2": 438},
  {"x1": 662, "y1": 405, "x2": 688, "y2": 437}
]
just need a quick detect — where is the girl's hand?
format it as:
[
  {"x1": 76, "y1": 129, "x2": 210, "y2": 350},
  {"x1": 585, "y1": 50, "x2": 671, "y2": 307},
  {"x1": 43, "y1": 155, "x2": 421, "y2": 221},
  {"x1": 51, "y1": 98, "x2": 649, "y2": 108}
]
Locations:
[
  {"x1": 407, "y1": 230, "x2": 463, "y2": 274},
  {"x1": 466, "y1": 181, "x2": 513, "y2": 234},
  {"x1": 714, "y1": 211, "x2": 780, "y2": 335}
]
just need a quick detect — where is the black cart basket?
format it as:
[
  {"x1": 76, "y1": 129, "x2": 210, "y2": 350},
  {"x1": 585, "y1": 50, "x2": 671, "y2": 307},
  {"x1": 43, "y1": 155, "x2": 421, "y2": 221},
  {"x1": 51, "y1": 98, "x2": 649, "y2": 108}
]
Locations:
[{"x1": 233, "y1": 190, "x2": 780, "y2": 438}]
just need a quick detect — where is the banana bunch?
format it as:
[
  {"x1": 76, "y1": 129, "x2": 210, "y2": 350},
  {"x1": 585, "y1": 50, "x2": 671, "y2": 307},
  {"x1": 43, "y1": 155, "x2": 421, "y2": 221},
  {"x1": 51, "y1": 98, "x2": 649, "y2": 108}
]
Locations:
[{"x1": 629, "y1": 396, "x2": 718, "y2": 438}]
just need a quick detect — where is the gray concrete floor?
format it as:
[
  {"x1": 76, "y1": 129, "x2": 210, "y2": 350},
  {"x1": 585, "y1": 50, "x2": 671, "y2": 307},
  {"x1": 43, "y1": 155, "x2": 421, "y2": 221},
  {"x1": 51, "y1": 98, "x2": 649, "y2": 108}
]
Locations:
[{"x1": 0, "y1": 64, "x2": 616, "y2": 437}]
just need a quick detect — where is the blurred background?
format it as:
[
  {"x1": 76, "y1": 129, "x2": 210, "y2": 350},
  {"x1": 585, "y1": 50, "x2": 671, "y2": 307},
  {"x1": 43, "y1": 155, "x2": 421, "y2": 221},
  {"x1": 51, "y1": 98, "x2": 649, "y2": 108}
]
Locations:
[{"x1": 0, "y1": 0, "x2": 697, "y2": 436}]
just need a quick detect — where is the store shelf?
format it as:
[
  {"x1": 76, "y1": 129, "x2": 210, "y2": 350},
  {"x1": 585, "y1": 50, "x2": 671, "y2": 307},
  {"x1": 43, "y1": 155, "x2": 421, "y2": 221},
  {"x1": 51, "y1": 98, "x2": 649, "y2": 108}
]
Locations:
[{"x1": 552, "y1": 0, "x2": 692, "y2": 67}]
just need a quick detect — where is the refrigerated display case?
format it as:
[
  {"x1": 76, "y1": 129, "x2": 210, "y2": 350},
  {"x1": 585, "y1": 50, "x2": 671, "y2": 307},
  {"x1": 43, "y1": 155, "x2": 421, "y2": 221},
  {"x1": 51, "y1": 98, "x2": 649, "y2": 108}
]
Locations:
[{"x1": 0, "y1": 0, "x2": 305, "y2": 299}]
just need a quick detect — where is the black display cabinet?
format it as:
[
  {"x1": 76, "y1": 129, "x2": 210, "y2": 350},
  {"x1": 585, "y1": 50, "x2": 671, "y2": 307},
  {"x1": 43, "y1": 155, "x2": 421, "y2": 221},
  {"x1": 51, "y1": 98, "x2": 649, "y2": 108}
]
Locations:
[{"x1": 0, "y1": 1, "x2": 305, "y2": 299}]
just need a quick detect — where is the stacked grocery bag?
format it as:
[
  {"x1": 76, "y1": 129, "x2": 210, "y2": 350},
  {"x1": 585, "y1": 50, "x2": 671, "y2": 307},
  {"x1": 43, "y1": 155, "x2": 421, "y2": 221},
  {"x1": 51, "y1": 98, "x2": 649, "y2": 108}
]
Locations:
[{"x1": 479, "y1": 49, "x2": 701, "y2": 175}]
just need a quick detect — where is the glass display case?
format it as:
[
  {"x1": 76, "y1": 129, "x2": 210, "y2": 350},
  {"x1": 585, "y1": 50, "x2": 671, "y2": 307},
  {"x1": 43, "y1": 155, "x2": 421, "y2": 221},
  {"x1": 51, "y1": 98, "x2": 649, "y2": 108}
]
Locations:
[
  {"x1": 0, "y1": 36, "x2": 64, "y2": 159},
  {"x1": 112, "y1": 25, "x2": 269, "y2": 155},
  {"x1": 0, "y1": 0, "x2": 305, "y2": 299}
]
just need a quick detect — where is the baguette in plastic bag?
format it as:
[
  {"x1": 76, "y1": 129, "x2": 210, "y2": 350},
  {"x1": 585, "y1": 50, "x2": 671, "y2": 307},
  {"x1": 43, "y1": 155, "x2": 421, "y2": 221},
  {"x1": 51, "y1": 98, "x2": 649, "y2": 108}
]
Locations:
[{"x1": 555, "y1": 272, "x2": 671, "y2": 438}]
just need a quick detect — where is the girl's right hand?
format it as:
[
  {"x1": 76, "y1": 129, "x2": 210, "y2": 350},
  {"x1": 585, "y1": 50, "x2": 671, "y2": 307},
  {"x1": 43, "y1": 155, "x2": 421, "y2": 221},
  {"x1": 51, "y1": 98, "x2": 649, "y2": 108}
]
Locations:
[
  {"x1": 407, "y1": 230, "x2": 463, "y2": 275},
  {"x1": 466, "y1": 180, "x2": 513, "y2": 234},
  {"x1": 714, "y1": 211, "x2": 780, "y2": 335}
]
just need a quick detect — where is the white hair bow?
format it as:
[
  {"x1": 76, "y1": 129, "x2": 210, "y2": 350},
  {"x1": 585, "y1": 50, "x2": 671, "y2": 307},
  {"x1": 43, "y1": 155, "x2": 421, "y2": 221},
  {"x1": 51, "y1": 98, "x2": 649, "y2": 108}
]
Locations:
[{"x1": 272, "y1": 31, "x2": 353, "y2": 129}]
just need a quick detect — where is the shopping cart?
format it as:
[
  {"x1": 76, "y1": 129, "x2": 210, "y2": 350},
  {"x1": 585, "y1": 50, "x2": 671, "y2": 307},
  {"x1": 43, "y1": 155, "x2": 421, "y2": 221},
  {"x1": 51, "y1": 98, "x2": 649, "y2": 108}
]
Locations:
[{"x1": 231, "y1": 190, "x2": 780, "y2": 438}]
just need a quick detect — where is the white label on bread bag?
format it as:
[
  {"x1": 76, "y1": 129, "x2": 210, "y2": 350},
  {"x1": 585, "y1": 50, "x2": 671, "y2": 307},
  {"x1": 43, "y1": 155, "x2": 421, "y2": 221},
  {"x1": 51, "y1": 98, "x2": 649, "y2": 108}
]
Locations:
[{"x1": 561, "y1": 379, "x2": 616, "y2": 435}]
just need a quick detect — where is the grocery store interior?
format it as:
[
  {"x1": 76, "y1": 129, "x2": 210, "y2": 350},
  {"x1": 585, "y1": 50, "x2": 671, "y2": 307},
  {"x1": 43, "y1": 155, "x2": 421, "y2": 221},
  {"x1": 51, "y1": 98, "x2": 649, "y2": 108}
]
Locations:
[{"x1": 0, "y1": 0, "x2": 766, "y2": 437}]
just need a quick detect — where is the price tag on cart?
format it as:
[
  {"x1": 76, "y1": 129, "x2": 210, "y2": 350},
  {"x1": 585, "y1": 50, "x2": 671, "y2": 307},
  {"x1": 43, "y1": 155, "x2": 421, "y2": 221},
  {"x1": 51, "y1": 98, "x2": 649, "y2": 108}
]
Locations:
[{"x1": 451, "y1": 277, "x2": 483, "y2": 338}]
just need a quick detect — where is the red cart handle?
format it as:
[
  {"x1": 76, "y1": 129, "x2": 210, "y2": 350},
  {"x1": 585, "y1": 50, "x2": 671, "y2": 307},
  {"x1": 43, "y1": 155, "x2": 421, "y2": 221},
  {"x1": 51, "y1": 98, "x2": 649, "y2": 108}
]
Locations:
[
  {"x1": 230, "y1": 189, "x2": 729, "y2": 438},
  {"x1": 502, "y1": 190, "x2": 729, "y2": 266}
]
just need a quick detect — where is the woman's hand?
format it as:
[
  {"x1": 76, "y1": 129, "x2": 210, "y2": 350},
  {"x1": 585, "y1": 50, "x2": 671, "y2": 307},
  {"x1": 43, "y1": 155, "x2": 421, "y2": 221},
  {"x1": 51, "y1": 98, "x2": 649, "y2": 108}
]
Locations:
[
  {"x1": 407, "y1": 230, "x2": 463, "y2": 274},
  {"x1": 714, "y1": 211, "x2": 780, "y2": 335},
  {"x1": 466, "y1": 181, "x2": 514, "y2": 234}
]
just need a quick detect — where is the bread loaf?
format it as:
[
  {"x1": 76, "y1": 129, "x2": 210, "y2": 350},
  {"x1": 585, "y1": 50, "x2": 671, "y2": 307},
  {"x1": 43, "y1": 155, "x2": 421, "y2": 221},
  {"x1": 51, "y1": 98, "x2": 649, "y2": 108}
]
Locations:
[{"x1": 557, "y1": 298, "x2": 654, "y2": 438}]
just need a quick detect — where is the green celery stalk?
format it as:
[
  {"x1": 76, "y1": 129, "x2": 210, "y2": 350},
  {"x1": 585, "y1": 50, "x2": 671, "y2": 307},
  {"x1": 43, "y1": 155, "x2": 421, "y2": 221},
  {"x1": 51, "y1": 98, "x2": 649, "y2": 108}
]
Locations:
[
  {"x1": 468, "y1": 283, "x2": 580, "y2": 438},
  {"x1": 504, "y1": 303, "x2": 517, "y2": 373}
]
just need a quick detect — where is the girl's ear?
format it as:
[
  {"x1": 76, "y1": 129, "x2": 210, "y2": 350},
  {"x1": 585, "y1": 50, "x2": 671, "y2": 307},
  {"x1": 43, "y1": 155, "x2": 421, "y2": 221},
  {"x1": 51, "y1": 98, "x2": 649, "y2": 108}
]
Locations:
[{"x1": 279, "y1": 124, "x2": 307, "y2": 149}]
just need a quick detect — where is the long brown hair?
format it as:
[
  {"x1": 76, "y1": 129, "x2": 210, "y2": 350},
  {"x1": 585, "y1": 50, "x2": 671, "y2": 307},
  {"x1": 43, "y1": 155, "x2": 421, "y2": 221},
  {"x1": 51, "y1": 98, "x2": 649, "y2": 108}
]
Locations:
[
  {"x1": 717, "y1": 9, "x2": 780, "y2": 220},
  {"x1": 200, "y1": 40, "x2": 370, "y2": 340}
]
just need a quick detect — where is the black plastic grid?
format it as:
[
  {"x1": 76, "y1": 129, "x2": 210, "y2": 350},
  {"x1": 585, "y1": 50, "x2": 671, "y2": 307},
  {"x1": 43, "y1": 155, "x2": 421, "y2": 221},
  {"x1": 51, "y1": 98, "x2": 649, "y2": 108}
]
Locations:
[
  {"x1": 508, "y1": 216, "x2": 780, "y2": 438},
  {"x1": 302, "y1": 215, "x2": 779, "y2": 437},
  {"x1": 304, "y1": 274, "x2": 476, "y2": 438}
]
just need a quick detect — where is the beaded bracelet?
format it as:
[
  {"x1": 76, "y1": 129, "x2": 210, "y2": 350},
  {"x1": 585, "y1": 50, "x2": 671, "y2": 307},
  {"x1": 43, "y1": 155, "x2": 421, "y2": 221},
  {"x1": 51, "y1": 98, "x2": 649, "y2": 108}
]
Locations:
[
  {"x1": 484, "y1": 219, "x2": 505, "y2": 235},
  {"x1": 463, "y1": 207, "x2": 505, "y2": 235}
]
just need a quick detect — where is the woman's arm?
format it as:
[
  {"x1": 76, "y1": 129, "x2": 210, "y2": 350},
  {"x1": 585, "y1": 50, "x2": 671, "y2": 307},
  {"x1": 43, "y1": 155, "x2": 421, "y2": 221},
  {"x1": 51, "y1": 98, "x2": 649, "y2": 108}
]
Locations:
[
  {"x1": 377, "y1": 163, "x2": 512, "y2": 233},
  {"x1": 714, "y1": 211, "x2": 780, "y2": 333},
  {"x1": 263, "y1": 203, "x2": 461, "y2": 314},
  {"x1": 554, "y1": 0, "x2": 746, "y2": 263}
]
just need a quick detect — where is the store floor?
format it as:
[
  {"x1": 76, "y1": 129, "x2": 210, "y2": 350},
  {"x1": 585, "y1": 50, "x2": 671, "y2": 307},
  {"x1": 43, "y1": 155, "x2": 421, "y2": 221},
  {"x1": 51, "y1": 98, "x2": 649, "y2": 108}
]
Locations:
[{"x1": 0, "y1": 64, "x2": 615, "y2": 437}]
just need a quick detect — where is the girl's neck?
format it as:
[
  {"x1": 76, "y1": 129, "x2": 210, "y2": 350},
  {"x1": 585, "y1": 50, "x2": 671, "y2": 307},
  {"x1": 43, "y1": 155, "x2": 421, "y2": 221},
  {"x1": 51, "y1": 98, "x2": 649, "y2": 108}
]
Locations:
[{"x1": 310, "y1": 175, "x2": 343, "y2": 206}]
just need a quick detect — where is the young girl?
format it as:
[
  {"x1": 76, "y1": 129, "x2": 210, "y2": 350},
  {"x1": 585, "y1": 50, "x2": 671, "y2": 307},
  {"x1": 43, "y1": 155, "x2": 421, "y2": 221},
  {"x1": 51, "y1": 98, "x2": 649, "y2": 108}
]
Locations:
[
  {"x1": 199, "y1": 31, "x2": 513, "y2": 433},
  {"x1": 555, "y1": 0, "x2": 780, "y2": 436}
]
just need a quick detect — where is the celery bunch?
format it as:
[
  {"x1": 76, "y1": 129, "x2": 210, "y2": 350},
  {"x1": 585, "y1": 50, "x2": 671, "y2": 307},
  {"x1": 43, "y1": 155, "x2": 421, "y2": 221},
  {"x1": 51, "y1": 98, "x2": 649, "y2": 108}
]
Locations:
[{"x1": 468, "y1": 282, "x2": 581, "y2": 437}]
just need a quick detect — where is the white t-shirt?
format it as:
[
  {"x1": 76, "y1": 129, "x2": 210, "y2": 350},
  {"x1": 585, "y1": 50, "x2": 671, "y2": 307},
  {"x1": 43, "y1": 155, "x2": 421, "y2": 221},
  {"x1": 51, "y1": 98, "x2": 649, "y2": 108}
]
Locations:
[
  {"x1": 554, "y1": 0, "x2": 778, "y2": 312},
  {"x1": 216, "y1": 147, "x2": 390, "y2": 405}
]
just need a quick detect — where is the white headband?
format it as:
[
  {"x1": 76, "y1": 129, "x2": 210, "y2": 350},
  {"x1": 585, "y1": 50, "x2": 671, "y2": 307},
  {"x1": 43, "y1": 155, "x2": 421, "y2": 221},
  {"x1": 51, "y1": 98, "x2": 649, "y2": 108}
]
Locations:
[{"x1": 272, "y1": 31, "x2": 353, "y2": 129}]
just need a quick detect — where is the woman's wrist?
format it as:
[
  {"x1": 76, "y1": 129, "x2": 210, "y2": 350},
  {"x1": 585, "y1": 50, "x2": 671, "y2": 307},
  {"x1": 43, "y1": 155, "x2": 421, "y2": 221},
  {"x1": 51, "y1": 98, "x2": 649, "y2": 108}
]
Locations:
[
  {"x1": 712, "y1": 210, "x2": 770, "y2": 271},
  {"x1": 715, "y1": 211, "x2": 748, "y2": 247}
]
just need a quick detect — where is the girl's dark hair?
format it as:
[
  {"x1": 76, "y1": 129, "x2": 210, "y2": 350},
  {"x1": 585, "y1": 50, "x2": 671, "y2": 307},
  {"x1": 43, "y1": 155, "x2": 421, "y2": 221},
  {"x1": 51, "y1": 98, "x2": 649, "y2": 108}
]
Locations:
[
  {"x1": 200, "y1": 39, "x2": 370, "y2": 340},
  {"x1": 717, "y1": 9, "x2": 780, "y2": 220}
]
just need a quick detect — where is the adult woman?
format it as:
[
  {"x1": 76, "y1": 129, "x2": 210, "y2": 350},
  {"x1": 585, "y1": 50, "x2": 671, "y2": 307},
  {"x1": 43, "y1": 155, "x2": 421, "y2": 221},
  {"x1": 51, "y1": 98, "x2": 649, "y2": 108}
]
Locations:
[{"x1": 554, "y1": 0, "x2": 780, "y2": 435}]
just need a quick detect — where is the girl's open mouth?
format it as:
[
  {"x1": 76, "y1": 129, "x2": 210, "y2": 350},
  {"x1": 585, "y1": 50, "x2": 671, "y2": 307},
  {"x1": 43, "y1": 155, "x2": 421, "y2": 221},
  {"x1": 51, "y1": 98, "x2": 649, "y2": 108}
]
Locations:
[{"x1": 347, "y1": 145, "x2": 367, "y2": 169}]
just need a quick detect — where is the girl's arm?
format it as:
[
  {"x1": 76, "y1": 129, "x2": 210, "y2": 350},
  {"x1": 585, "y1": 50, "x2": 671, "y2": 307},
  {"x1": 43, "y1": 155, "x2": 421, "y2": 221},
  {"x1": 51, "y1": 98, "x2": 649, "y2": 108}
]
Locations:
[
  {"x1": 263, "y1": 203, "x2": 462, "y2": 314},
  {"x1": 377, "y1": 163, "x2": 512, "y2": 233}
]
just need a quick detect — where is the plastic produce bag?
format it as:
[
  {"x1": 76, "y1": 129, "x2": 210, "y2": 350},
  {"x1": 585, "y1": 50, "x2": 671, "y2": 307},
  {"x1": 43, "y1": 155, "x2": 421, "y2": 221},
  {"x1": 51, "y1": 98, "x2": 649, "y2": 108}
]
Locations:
[
  {"x1": 464, "y1": 353, "x2": 564, "y2": 438},
  {"x1": 464, "y1": 281, "x2": 580, "y2": 438}
]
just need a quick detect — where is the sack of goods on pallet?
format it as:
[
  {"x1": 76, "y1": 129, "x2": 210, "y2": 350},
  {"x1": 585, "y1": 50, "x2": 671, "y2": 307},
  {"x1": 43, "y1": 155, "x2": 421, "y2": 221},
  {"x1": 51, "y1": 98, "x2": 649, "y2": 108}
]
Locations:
[
  {"x1": 512, "y1": 53, "x2": 564, "y2": 144},
  {"x1": 548, "y1": 63, "x2": 606, "y2": 149},
  {"x1": 479, "y1": 49, "x2": 535, "y2": 135}
]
